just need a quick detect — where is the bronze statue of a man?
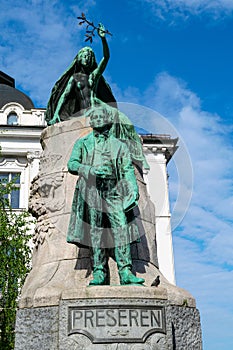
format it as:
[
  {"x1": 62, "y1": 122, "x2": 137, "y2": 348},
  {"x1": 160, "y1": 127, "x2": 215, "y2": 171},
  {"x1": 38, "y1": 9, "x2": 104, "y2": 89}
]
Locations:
[{"x1": 67, "y1": 105, "x2": 145, "y2": 286}]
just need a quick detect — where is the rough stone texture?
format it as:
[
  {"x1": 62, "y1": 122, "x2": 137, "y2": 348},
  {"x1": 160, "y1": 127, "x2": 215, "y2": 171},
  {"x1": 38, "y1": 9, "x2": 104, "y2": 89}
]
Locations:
[
  {"x1": 15, "y1": 297, "x2": 202, "y2": 350},
  {"x1": 14, "y1": 306, "x2": 59, "y2": 350},
  {"x1": 167, "y1": 305, "x2": 202, "y2": 350}
]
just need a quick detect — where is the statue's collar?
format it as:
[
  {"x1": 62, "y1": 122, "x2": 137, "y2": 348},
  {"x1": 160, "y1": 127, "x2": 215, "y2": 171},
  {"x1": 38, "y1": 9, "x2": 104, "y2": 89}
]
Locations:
[{"x1": 93, "y1": 128, "x2": 111, "y2": 139}]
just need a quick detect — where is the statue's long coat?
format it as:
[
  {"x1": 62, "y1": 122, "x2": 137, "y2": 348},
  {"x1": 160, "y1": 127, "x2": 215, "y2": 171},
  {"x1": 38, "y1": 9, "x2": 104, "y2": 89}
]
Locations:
[{"x1": 67, "y1": 132, "x2": 140, "y2": 248}]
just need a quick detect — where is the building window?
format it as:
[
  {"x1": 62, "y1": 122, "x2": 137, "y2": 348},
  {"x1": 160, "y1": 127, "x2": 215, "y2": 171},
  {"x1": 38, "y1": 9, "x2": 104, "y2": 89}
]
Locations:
[
  {"x1": 7, "y1": 113, "x2": 18, "y2": 125},
  {"x1": 0, "y1": 172, "x2": 20, "y2": 209}
]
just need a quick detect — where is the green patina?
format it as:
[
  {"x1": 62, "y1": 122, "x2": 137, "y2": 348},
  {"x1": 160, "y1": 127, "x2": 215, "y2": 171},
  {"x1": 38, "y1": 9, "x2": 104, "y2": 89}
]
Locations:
[
  {"x1": 46, "y1": 20, "x2": 148, "y2": 286},
  {"x1": 67, "y1": 105, "x2": 145, "y2": 286},
  {"x1": 45, "y1": 22, "x2": 149, "y2": 170}
]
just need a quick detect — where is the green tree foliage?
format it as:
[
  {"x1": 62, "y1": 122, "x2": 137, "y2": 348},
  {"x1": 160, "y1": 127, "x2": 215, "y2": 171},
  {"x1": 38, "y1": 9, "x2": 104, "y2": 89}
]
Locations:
[{"x1": 0, "y1": 176, "x2": 32, "y2": 349}]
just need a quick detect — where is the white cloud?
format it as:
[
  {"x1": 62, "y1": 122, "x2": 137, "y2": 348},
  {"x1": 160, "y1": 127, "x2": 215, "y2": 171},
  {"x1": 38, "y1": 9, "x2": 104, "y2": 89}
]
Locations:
[
  {"x1": 143, "y1": 72, "x2": 233, "y2": 265},
  {"x1": 140, "y1": 0, "x2": 233, "y2": 19},
  {"x1": 113, "y1": 75, "x2": 233, "y2": 274},
  {"x1": 0, "y1": 0, "x2": 95, "y2": 106},
  {"x1": 114, "y1": 72, "x2": 233, "y2": 259},
  {"x1": 173, "y1": 236, "x2": 233, "y2": 349},
  {"x1": 140, "y1": 75, "x2": 233, "y2": 347}
]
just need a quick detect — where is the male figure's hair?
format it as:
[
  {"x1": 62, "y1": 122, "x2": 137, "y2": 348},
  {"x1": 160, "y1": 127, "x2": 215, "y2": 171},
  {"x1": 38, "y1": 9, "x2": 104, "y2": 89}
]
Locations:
[{"x1": 88, "y1": 105, "x2": 115, "y2": 127}]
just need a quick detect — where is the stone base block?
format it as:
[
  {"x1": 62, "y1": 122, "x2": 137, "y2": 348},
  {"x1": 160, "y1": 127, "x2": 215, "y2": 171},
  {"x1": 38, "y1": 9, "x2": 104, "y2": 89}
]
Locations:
[{"x1": 15, "y1": 287, "x2": 202, "y2": 350}]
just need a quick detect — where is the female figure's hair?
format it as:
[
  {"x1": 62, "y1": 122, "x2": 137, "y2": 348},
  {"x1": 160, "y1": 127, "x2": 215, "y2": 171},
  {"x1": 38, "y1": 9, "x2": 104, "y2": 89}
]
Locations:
[
  {"x1": 45, "y1": 48, "x2": 116, "y2": 123},
  {"x1": 76, "y1": 47, "x2": 96, "y2": 70}
]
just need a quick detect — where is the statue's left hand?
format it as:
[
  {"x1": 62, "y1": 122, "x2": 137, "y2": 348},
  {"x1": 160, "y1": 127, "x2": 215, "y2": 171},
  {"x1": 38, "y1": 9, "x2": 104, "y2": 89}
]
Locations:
[
  {"x1": 98, "y1": 23, "x2": 106, "y2": 38},
  {"x1": 91, "y1": 165, "x2": 112, "y2": 178}
]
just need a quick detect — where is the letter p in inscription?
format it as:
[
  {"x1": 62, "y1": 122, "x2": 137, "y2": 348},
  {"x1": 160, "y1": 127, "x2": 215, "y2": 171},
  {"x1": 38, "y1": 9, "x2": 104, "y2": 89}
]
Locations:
[{"x1": 72, "y1": 310, "x2": 83, "y2": 329}]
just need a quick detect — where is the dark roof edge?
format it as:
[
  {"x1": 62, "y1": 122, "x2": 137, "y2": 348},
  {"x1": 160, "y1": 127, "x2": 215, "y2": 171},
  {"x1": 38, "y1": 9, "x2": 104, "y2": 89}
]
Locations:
[
  {"x1": 0, "y1": 124, "x2": 45, "y2": 129},
  {"x1": 0, "y1": 71, "x2": 15, "y2": 87}
]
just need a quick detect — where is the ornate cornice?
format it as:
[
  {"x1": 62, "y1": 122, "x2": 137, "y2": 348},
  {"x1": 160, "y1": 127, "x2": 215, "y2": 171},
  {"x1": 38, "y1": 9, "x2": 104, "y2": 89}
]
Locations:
[{"x1": 141, "y1": 134, "x2": 178, "y2": 163}]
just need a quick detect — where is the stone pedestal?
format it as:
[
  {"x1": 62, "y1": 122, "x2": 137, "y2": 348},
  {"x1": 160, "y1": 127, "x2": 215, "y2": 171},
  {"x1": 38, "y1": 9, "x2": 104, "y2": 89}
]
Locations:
[
  {"x1": 14, "y1": 119, "x2": 202, "y2": 349},
  {"x1": 15, "y1": 285, "x2": 202, "y2": 350}
]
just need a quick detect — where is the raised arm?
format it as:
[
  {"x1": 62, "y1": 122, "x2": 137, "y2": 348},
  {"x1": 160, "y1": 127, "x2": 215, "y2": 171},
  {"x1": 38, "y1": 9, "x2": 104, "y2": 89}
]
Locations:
[{"x1": 90, "y1": 23, "x2": 110, "y2": 87}]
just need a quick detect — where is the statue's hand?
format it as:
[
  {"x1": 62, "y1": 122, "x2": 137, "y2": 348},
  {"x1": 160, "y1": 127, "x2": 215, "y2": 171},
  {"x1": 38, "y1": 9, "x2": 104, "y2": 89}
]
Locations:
[
  {"x1": 49, "y1": 112, "x2": 61, "y2": 125},
  {"x1": 90, "y1": 165, "x2": 112, "y2": 178},
  {"x1": 98, "y1": 23, "x2": 106, "y2": 38}
]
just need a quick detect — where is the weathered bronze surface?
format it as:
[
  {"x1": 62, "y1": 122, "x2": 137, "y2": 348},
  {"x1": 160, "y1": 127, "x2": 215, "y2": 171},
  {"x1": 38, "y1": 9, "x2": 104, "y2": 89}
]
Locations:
[
  {"x1": 46, "y1": 21, "x2": 150, "y2": 286},
  {"x1": 45, "y1": 23, "x2": 116, "y2": 125},
  {"x1": 67, "y1": 105, "x2": 145, "y2": 285}
]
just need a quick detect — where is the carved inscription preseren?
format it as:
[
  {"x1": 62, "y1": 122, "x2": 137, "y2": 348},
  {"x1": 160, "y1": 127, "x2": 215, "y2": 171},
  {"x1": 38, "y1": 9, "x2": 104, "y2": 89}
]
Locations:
[{"x1": 68, "y1": 306, "x2": 166, "y2": 343}]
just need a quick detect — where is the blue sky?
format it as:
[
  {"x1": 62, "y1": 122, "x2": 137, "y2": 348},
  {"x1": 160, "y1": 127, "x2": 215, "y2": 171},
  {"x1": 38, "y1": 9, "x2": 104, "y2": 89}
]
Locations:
[{"x1": 1, "y1": 0, "x2": 233, "y2": 348}]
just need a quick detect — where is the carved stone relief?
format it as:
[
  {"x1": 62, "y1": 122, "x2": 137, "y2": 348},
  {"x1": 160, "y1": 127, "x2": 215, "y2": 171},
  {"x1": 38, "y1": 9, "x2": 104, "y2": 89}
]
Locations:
[
  {"x1": 61, "y1": 333, "x2": 168, "y2": 350},
  {"x1": 39, "y1": 153, "x2": 62, "y2": 174},
  {"x1": 29, "y1": 171, "x2": 65, "y2": 247}
]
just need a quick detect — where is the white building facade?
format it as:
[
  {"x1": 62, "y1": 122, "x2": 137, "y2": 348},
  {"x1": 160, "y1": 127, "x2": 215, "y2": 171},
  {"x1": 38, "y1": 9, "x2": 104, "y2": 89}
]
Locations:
[
  {"x1": 0, "y1": 71, "x2": 45, "y2": 210},
  {"x1": 143, "y1": 135, "x2": 178, "y2": 285}
]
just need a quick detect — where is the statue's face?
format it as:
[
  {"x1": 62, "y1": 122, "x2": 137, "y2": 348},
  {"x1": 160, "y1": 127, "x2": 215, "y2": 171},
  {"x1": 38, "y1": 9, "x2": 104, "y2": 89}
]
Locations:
[
  {"x1": 90, "y1": 112, "x2": 106, "y2": 129},
  {"x1": 78, "y1": 48, "x2": 93, "y2": 67}
]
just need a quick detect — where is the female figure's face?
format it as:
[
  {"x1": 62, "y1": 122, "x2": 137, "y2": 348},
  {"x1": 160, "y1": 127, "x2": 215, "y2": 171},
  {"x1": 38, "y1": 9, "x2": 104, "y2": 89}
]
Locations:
[{"x1": 78, "y1": 48, "x2": 94, "y2": 67}]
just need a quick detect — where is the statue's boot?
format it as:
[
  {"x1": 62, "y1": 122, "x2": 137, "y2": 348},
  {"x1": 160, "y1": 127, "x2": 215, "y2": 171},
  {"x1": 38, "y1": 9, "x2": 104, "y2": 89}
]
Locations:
[
  {"x1": 119, "y1": 268, "x2": 145, "y2": 285},
  {"x1": 89, "y1": 269, "x2": 107, "y2": 286},
  {"x1": 89, "y1": 247, "x2": 108, "y2": 286},
  {"x1": 115, "y1": 244, "x2": 145, "y2": 285}
]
